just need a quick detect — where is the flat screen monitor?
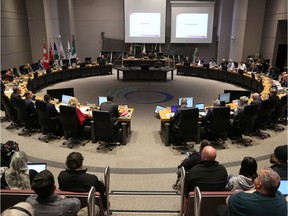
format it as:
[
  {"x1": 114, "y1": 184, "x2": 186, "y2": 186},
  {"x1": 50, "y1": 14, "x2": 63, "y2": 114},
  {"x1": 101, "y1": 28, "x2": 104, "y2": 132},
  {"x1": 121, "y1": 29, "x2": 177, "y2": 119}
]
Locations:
[
  {"x1": 98, "y1": 96, "x2": 108, "y2": 106},
  {"x1": 195, "y1": 103, "x2": 205, "y2": 110},
  {"x1": 278, "y1": 180, "x2": 288, "y2": 195},
  {"x1": 27, "y1": 163, "x2": 47, "y2": 173},
  {"x1": 224, "y1": 90, "x2": 251, "y2": 101},
  {"x1": 154, "y1": 105, "x2": 166, "y2": 114},
  {"x1": 61, "y1": 95, "x2": 73, "y2": 104},
  {"x1": 47, "y1": 88, "x2": 74, "y2": 102},
  {"x1": 171, "y1": 105, "x2": 180, "y2": 113},
  {"x1": 178, "y1": 97, "x2": 194, "y2": 107},
  {"x1": 219, "y1": 93, "x2": 231, "y2": 103}
]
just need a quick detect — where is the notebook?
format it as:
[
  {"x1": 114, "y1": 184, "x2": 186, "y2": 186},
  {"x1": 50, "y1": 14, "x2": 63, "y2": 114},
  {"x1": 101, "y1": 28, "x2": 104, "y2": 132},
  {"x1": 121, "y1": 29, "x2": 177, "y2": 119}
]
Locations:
[
  {"x1": 27, "y1": 163, "x2": 47, "y2": 173},
  {"x1": 61, "y1": 95, "x2": 72, "y2": 104},
  {"x1": 154, "y1": 105, "x2": 166, "y2": 114}
]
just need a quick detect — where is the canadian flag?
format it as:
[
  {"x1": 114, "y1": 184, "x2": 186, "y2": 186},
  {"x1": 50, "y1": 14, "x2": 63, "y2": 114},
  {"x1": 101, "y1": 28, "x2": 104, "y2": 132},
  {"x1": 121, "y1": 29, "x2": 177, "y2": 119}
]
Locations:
[{"x1": 43, "y1": 42, "x2": 49, "y2": 69}]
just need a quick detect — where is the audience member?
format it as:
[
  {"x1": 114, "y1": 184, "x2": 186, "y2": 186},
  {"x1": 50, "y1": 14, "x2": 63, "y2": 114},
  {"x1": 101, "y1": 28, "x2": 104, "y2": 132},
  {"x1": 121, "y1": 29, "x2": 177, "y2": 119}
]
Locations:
[
  {"x1": 226, "y1": 156, "x2": 258, "y2": 191},
  {"x1": 270, "y1": 145, "x2": 287, "y2": 180},
  {"x1": 27, "y1": 170, "x2": 81, "y2": 216},
  {"x1": 173, "y1": 140, "x2": 211, "y2": 190},
  {"x1": 1, "y1": 151, "x2": 38, "y2": 190},
  {"x1": 224, "y1": 168, "x2": 287, "y2": 216},
  {"x1": 185, "y1": 146, "x2": 228, "y2": 196},
  {"x1": 68, "y1": 97, "x2": 89, "y2": 126},
  {"x1": 2, "y1": 202, "x2": 34, "y2": 216},
  {"x1": 100, "y1": 95, "x2": 121, "y2": 124},
  {"x1": 58, "y1": 152, "x2": 106, "y2": 209},
  {"x1": 227, "y1": 59, "x2": 235, "y2": 71}
]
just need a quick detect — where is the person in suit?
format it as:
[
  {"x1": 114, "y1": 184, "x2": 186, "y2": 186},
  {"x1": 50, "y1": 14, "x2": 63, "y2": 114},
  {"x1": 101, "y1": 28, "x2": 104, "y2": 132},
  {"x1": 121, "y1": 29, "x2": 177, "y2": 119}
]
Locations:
[
  {"x1": 270, "y1": 145, "x2": 287, "y2": 180},
  {"x1": 183, "y1": 56, "x2": 191, "y2": 66},
  {"x1": 100, "y1": 95, "x2": 120, "y2": 123},
  {"x1": 10, "y1": 85, "x2": 22, "y2": 107},
  {"x1": 38, "y1": 60, "x2": 45, "y2": 71},
  {"x1": 23, "y1": 63, "x2": 33, "y2": 75},
  {"x1": 2, "y1": 69, "x2": 14, "y2": 82},
  {"x1": 250, "y1": 93, "x2": 262, "y2": 107},
  {"x1": 24, "y1": 91, "x2": 36, "y2": 114},
  {"x1": 219, "y1": 59, "x2": 228, "y2": 71},
  {"x1": 205, "y1": 98, "x2": 221, "y2": 123}
]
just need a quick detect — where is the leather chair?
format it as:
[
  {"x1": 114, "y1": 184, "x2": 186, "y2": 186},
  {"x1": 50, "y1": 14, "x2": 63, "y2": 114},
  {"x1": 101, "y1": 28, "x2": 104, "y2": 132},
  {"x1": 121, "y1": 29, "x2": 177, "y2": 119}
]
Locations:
[
  {"x1": 171, "y1": 108, "x2": 201, "y2": 153},
  {"x1": 35, "y1": 100, "x2": 60, "y2": 143},
  {"x1": 271, "y1": 95, "x2": 287, "y2": 131},
  {"x1": 232, "y1": 104, "x2": 259, "y2": 146},
  {"x1": 206, "y1": 107, "x2": 230, "y2": 149},
  {"x1": 1, "y1": 94, "x2": 20, "y2": 129},
  {"x1": 13, "y1": 98, "x2": 39, "y2": 136},
  {"x1": 59, "y1": 105, "x2": 84, "y2": 148},
  {"x1": 19, "y1": 65, "x2": 25, "y2": 75},
  {"x1": 91, "y1": 110, "x2": 120, "y2": 151}
]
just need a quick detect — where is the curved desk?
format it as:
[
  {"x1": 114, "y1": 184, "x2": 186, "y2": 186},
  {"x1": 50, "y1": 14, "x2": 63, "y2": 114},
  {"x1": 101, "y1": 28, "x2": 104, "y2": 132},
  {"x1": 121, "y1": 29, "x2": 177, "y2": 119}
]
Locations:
[
  {"x1": 26, "y1": 65, "x2": 112, "y2": 92},
  {"x1": 176, "y1": 65, "x2": 263, "y2": 93}
]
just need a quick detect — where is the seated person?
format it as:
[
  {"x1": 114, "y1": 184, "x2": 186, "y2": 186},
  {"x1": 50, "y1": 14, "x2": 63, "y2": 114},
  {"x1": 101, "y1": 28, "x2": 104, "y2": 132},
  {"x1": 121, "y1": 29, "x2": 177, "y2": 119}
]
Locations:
[
  {"x1": 97, "y1": 55, "x2": 106, "y2": 66},
  {"x1": 38, "y1": 59, "x2": 45, "y2": 71},
  {"x1": 52, "y1": 60, "x2": 60, "y2": 70},
  {"x1": 2, "y1": 69, "x2": 14, "y2": 82},
  {"x1": 68, "y1": 97, "x2": 90, "y2": 127},
  {"x1": 226, "y1": 156, "x2": 258, "y2": 191},
  {"x1": 183, "y1": 56, "x2": 191, "y2": 66},
  {"x1": 24, "y1": 91, "x2": 36, "y2": 114},
  {"x1": 185, "y1": 146, "x2": 228, "y2": 196},
  {"x1": 173, "y1": 140, "x2": 211, "y2": 190},
  {"x1": 205, "y1": 99, "x2": 221, "y2": 124},
  {"x1": 23, "y1": 63, "x2": 33, "y2": 75},
  {"x1": 268, "y1": 88, "x2": 281, "y2": 125},
  {"x1": 26, "y1": 170, "x2": 81, "y2": 216},
  {"x1": 237, "y1": 61, "x2": 247, "y2": 74},
  {"x1": 248, "y1": 62, "x2": 260, "y2": 73},
  {"x1": 250, "y1": 92, "x2": 262, "y2": 106},
  {"x1": 209, "y1": 58, "x2": 217, "y2": 68},
  {"x1": 270, "y1": 145, "x2": 287, "y2": 180},
  {"x1": 1, "y1": 151, "x2": 38, "y2": 190},
  {"x1": 58, "y1": 151, "x2": 106, "y2": 210},
  {"x1": 227, "y1": 59, "x2": 235, "y2": 71},
  {"x1": 2, "y1": 202, "x2": 34, "y2": 216},
  {"x1": 76, "y1": 57, "x2": 81, "y2": 65},
  {"x1": 219, "y1": 59, "x2": 228, "y2": 71},
  {"x1": 154, "y1": 59, "x2": 163, "y2": 68},
  {"x1": 10, "y1": 85, "x2": 22, "y2": 107},
  {"x1": 280, "y1": 73, "x2": 288, "y2": 87},
  {"x1": 266, "y1": 66, "x2": 278, "y2": 80},
  {"x1": 100, "y1": 95, "x2": 121, "y2": 124}
]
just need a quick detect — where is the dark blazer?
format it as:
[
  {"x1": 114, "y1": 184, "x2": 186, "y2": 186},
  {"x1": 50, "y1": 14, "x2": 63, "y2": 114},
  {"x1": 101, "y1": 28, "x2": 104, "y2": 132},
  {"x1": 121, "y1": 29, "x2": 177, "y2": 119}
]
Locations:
[
  {"x1": 10, "y1": 92, "x2": 22, "y2": 107},
  {"x1": 46, "y1": 102, "x2": 59, "y2": 118},
  {"x1": 25, "y1": 98, "x2": 36, "y2": 114},
  {"x1": 100, "y1": 101, "x2": 120, "y2": 123}
]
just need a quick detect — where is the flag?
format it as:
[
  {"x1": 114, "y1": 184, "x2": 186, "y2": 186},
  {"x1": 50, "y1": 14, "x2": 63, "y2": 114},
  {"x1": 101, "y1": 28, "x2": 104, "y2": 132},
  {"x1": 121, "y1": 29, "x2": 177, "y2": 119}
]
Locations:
[
  {"x1": 71, "y1": 35, "x2": 77, "y2": 58},
  {"x1": 49, "y1": 42, "x2": 54, "y2": 61},
  {"x1": 67, "y1": 40, "x2": 71, "y2": 58},
  {"x1": 54, "y1": 42, "x2": 59, "y2": 60},
  {"x1": 59, "y1": 39, "x2": 65, "y2": 60},
  {"x1": 43, "y1": 42, "x2": 49, "y2": 69}
]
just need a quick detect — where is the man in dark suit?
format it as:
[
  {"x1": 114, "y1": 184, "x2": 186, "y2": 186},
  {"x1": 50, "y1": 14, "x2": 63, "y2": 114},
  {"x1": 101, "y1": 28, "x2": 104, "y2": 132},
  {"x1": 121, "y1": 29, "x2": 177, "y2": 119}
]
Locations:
[
  {"x1": 10, "y1": 85, "x2": 22, "y2": 107},
  {"x1": 100, "y1": 95, "x2": 120, "y2": 123},
  {"x1": 24, "y1": 91, "x2": 36, "y2": 114},
  {"x1": 44, "y1": 94, "x2": 59, "y2": 119}
]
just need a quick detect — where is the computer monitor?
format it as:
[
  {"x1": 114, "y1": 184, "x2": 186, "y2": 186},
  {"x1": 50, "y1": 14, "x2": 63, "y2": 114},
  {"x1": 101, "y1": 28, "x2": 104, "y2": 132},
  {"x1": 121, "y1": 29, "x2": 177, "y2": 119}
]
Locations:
[
  {"x1": 47, "y1": 88, "x2": 74, "y2": 102},
  {"x1": 61, "y1": 95, "x2": 73, "y2": 104},
  {"x1": 178, "y1": 97, "x2": 194, "y2": 108},
  {"x1": 278, "y1": 180, "x2": 288, "y2": 196},
  {"x1": 27, "y1": 163, "x2": 47, "y2": 173},
  {"x1": 224, "y1": 90, "x2": 251, "y2": 101},
  {"x1": 195, "y1": 103, "x2": 205, "y2": 110},
  {"x1": 98, "y1": 96, "x2": 107, "y2": 106},
  {"x1": 219, "y1": 93, "x2": 231, "y2": 104},
  {"x1": 154, "y1": 105, "x2": 166, "y2": 114},
  {"x1": 171, "y1": 105, "x2": 180, "y2": 113}
]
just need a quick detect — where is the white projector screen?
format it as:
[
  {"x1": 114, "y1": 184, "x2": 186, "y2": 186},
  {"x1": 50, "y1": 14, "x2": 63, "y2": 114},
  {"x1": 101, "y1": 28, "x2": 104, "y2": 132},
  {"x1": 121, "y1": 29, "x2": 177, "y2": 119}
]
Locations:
[
  {"x1": 171, "y1": 1, "x2": 215, "y2": 43},
  {"x1": 124, "y1": 0, "x2": 166, "y2": 43}
]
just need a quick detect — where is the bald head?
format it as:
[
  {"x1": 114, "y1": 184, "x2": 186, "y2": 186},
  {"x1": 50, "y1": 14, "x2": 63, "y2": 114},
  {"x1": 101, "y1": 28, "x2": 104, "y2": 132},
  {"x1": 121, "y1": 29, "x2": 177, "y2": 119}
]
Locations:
[{"x1": 201, "y1": 146, "x2": 217, "y2": 161}]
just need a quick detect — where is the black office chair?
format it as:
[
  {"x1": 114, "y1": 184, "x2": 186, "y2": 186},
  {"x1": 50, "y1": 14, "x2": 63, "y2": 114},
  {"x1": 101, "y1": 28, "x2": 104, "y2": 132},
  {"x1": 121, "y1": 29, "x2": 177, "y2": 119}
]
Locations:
[
  {"x1": 271, "y1": 95, "x2": 287, "y2": 131},
  {"x1": 207, "y1": 107, "x2": 230, "y2": 149},
  {"x1": 1, "y1": 94, "x2": 20, "y2": 129},
  {"x1": 35, "y1": 100, "x2": 60, "y2": 143},
  {"x1": 251, "y1": 99, "x2": 276, "y2": 139},
  {"x1": 13, "y1": 98, "x2": 39, "y2": 136},
  {"x1": 85, "y1": 57, "x2": 92, "y2": 64},
  {"x1": 91, "y1": 110, "x2": 120, "y2": 151},
  {"x1": 171, "y1": 108, "x2": 201, "y2": 153},
  {"x1": 59, "y1": 105, "x2": 85, "y2": 148},
  {"x1": 232, "y1": 104, "x2": 259, "y2": 146},
  {"x1": 19, "y1": 65, "x2": 25, "y2": 75}
]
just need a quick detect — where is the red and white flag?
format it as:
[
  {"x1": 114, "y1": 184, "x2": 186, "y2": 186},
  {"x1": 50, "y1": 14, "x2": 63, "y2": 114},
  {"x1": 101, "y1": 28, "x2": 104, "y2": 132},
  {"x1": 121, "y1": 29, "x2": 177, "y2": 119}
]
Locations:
[
  {"x1": 49, "y1": 41, "x2": 54, "y2": 61},
  {"x1": 43, "y1": 42, "x2": 49, "y2": 69}
]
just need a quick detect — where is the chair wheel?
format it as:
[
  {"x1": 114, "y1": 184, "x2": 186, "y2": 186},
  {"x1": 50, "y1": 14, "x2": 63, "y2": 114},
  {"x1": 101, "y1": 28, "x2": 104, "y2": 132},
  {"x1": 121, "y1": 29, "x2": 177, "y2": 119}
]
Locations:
[
  {"x1": 222, "y1": 146, "x2": 225, "y2": 149},
  {"x1": 69, "y1": 146, "x2": 73, "y2": 149},
  {"x1": 62, "y1": 142, "x2": 65, "y2": 145},
  {"x1": 109, "y1": 148, "x2": 112, "y2": 151},
  {"x1": 39, "y1": 138, "x2": 41, "y2": 140},
  {"x1": 97, "y1": 147, "x2": 100, "y2": 150},
  {"x1": 268, "y1": 134, "x2": 271, "y2": 137},
  {"x1": 46, "y1": 140, "x2": 49, "y2": 143}
]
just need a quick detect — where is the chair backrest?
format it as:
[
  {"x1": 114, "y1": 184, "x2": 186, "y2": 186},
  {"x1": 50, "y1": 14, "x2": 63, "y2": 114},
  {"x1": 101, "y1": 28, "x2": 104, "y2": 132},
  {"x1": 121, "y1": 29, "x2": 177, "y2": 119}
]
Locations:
[
  {"x1": 1, "y1": 94, "x2": 18, "y2": 121},
  {"x1": 178, "y1": 108, "x2": 199, "y2": 137},
  {"x1": 210, "y1": 107, "x2": 230, "y2": 136},
  {"x1": 258, "y1": 99, "x2": 276, "y2": 124},
  {"x1": 13, "y1": 98, "x2": 30, "y2": 124},
  {"x1": 19, "y1": 65, "x2": 25, "y2": 74},
  {"x1": 276, "y1": 95, "x2": 287, "y2": 119},
  {"x1": 0, "y1": 189, "x2": 105, "y2": 216},
  {"x1": 92, "y1": 110, "x2": 114, "y2": 137},
  {"x1": 85, "y1": 57, "x2": 92, "y2": 64},
  {"x1": 240, "y1": 104, "x2": 259, "y2": 134},
  {"x1": 35, "y1": 100, "x2": 51, "y2": 130},
  {"x1": 59, "y1": 105, "x2": 80, "y2": 133}
]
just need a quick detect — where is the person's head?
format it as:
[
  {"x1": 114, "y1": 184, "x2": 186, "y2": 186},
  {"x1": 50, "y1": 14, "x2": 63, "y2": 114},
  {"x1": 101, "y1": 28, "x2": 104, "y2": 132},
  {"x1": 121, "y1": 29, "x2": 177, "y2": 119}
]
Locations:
[
  {"x1": 254, "y1": 168, "x2": 280, "y2": 196},
  {"x1": 32, "y1": 170, "x2": 56, "y2": 199},
  {"x1": 9, "y1": 151, "x2": 28, "y2": 172},
  {"x1": 68, "y1": 97, "x2": 80, "y2": 107},
  {"x1": 239, "y1": 156, "x2": 258, "y2": 180},
  {"x1": 13, "y1": 85, "x2": 21, "y2": 94},
  {"x1": 66, "y1": 152, "x2": 84, "y2": 170},
  {"x1": 201, "y1": 146, "x2": 217, "y2": 161},
  {"x1": 199, "y1": 139, "x2": 211, "y2": 152},
  {"x1": 180, "y1": 98, "x2": 187, "y2": 107},
  {"x1": 250, "y1": 62, "x2": 255, "y2": 67},
  {"x1": 39, "y1": 59, "x2": 43, "y2": 64},
  {"x1": 268, "y1": 66, "x2": 273, "y2": 71},
  {"x1": 221, "y1": 59, "x2": 225, "y2": 63},
  {"x1": 269, "y1": 88, "x2": 278, "y2": 97},
  {"x1": 212, "y1": 98, "x2": 220, "y2": 107},
  {"x1": 2, "y1": 202, "x2": 34, "y2": 216},
  {"x1": 25, "y1": 63, "x2": 30, "y2": 68},
  {"x1": 229, "y1": 59, "x2": 233, "y2": 63},
  {"x1": 252, "y1": 93, "x2": 260, "y2": 101},
  {"x1": 107, "y1": 95, "x2": 114, "y2": 102},
  {"x1": 43, "y1": 94, "x2": 51, "y2": 103},
  {"x1": 239, "y1": 96, "x2": 248, "y2": 106},
  {"x1": 24, "y1": 91, "x2": 33, "y2": 99},
  {"x1": 273, "y1": 145, "x2": 287, "y2": 164}
]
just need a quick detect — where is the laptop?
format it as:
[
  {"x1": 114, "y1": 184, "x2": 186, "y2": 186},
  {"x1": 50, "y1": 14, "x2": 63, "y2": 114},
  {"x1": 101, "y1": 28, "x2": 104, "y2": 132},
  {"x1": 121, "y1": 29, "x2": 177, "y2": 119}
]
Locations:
[
  {"x1": 278, "y1": 180, "x2": 288, "y2": 196},
  {"x1": 154, "y1": 105, "x2": 166, "y2": 114},
  {"x1": 195, "y1": 103, "x2": 205, "y2": 111},
  {"x1": 98, "y1": 96, "x2": 107, "y2": 106},
  {"x1": 61, "y1": 95, "x2": 73, "y2": 104},
  {"x1": 27, "y1": 163, "x2": 47, "y2": 173}
]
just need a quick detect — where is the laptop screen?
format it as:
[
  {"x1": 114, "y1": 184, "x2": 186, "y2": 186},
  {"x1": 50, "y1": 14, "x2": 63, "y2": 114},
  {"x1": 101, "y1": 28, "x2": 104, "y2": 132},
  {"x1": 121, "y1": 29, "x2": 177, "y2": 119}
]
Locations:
[
  {"x1": 98, "y1": 96, "x2": 107, "y2": 106},
  {"x1": 61, "y1": 95, "x2": 72, "y2": 104},
  {"x1": 195, "y1": 103, "x2": 205, "y2": 110},
  {"x1": 278, "y1": 180, "x2": 288, "y2": 195},
  {"x1": 178, "y1": 97, "x2": 194, "y2": 107},
  {"x1": 154, "y1": 105, "x2": 166, "y2": 113},
  {"x1": 27, "y1": 163, "x2": 47, "y2": 173},
  {"x1": 171, "y1": 105, "x2": 179, "y2": 113},
  {"x1": 219, "y1": 92, "x2": 231, "y2": 103}
]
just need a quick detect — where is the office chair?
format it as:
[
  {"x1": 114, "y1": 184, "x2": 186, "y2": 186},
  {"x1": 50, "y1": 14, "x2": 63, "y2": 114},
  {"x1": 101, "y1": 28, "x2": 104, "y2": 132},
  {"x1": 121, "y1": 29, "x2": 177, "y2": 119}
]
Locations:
[
  {"x1": 59, "y1": 105, "x2": 85, "y2": 148},
  {"x1": 13, "y1": 99, "x2": 39, "y2": 136},
  {"x1": 232, "y1": 104, "x2": 259, "y2": 146},
  {"x1": 35, "y1": 100, "x2": 60, "y2": 143},
  {"x1": 19, "y1": 65, "x2": 25, "y2": 75},
  {"x1": 91, "y1": 110, "x2": 120, "y2": 151},
  {"x1": 171, "y1": 108, "x2": 201, "y2": 153},
  {"x1": 207, "y1": 107, "x2": 230, "y2": 149},
  {"x1": 1, "y1": 94, "x2": 20, "y2": 129},
  {"x1": 251, "y1": 99, "x2": 276, "y2": 139},
  {"x1": 271, "y1": 95, "x2": 287, "y2": 131},
  {"x1": 85, "y1": 57, "x2": 92, "y2": 64}
]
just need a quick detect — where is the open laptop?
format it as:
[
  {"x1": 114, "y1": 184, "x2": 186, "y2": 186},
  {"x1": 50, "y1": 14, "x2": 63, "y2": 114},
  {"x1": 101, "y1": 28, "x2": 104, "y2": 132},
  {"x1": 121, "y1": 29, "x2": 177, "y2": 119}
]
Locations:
[
  {"x1": 61, "y1": 94, "x2": 73, "y2": 104},
  {"x1": 278, "y1": 180, "x2": 288, "y2": 196},
  {"x1": 154, "y1": 105, "x2": 166, "y2": 114},
  {"x1": 27, "y1": 163, "x2": 47, "y2": 173},
  {"x1": 195, "y1": 103, "x2": 206, "y2": 116},
  {"x1": 98, "y1": 96, "x2": 107, "y2": 106}
]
